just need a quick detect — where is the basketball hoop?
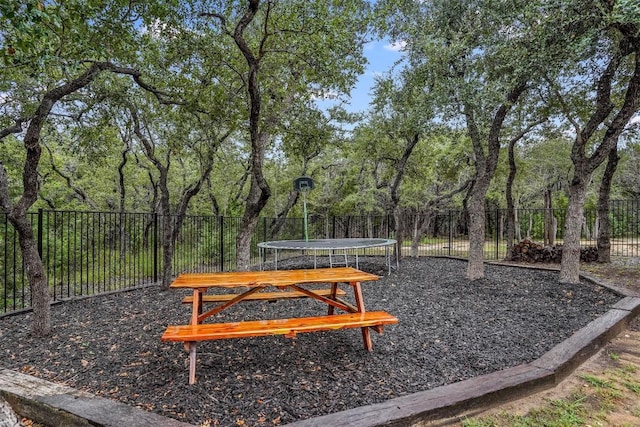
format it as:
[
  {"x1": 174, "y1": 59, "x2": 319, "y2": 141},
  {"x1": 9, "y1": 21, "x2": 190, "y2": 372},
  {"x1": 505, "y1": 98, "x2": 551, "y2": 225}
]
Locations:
[{"x1": 293, "y1": 176, "x2": 314, "y2": 241}]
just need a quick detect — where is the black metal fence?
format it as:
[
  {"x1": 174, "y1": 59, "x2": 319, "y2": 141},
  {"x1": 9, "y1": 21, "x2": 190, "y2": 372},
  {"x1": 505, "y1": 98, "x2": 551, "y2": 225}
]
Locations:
[{"x1": 2, "y1": 200, "x2": 638, "y2": 315}]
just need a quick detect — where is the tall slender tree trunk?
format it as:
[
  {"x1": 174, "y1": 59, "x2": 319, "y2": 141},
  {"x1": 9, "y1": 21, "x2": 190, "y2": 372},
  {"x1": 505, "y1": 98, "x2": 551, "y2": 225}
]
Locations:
[
  {"x1": 14, "y1": 216, "x2": 50, "y2": 335},
  {"x1": 544, "y1": 188, "x2": 554, "y2": 246},
  {"x1": 160, "y1": 217, "x2": 175, "y2": 289},
  {"x1": 411, "y1": 213, "x2": 431, "y2": 257},
  {"x1": 393, "y1": 206, "x2": 404, "y2": 261},
  {"x1": 464, "y1": 81, "x2": 528, "y2": 280},
  {"x1": 597, "y1": 144, "x2": 619, "y2": 263},
  {"x1": 560, "y1": 178, "x2": 590, "y2": 283},
  {"x1": 467, "y1": 178, "x2": 490, "y2": 280},
  {"x1": 269, "y1": 190, "x2": 299, "y2": 239},
  {"x1": 505, "y1": 138, "x2": 517, "y2": 257},
  {"x1": 236, "y1": 133, "x2": 271, "y2": 270},
  {"x1": 558, "y1": 31, "x2": 640, "y2": 282}
]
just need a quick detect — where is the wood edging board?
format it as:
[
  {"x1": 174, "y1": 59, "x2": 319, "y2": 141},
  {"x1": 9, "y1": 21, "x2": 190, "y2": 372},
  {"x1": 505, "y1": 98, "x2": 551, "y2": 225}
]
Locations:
[
  {"x1": 1, "y1": 268, "x2": 639, "y2": 427},
  {"x1": 0, "y1": 369, "x2": 194, "y2": 427},
  {"x1": 284, "y1": 296, "x2": 640, "y2": 427}
]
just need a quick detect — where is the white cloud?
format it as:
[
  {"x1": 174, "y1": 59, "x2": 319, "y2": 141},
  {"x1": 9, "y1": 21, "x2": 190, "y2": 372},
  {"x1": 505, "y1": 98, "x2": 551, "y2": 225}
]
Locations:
[
  {"x1": 310, "y1": 88, "x2": 339, "y2": 101},
  {"x1": 384, "y1": 41, "x2": 407, "y2": 52}
]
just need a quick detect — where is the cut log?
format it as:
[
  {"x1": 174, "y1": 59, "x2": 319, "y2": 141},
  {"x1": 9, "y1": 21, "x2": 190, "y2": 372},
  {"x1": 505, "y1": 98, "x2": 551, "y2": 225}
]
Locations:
[{"x1": 507, "y1": 240, "x2": 598, "y2": 264}]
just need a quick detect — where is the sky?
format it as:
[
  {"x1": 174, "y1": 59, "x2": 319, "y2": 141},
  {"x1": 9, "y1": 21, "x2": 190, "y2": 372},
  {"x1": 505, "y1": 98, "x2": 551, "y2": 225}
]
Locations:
[{"x1": 314, "y1": 39, "x2": 406, "y2": 114}]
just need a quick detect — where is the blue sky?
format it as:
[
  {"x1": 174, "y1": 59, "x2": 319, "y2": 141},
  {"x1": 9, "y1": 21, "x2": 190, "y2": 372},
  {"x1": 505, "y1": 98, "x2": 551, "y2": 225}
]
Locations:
[{"x1": 315, "y1": 39, "x2": 405, "y2": 114}]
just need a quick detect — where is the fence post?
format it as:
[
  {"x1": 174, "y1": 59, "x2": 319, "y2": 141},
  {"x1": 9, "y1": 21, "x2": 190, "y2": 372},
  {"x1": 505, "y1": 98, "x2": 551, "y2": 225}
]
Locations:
[
  {"x1": 263, "y1": 217, "x2": 267, "y2": 242},
  {"x1": 448, "y1": 211, "x2": 452, "y2": 256},
  {"x1": 332, "y1": 216, "x2": 336, "y2": 239},
  {"x1": 153, "y1": 213, "x2": 158, "y2": 282},
  {"x1": 37, "y1": 208, "x2": 43, "y2": 258},
  {"x1": 387, "y1": 214, "x2": 391, "y2": 239},
  {"x1": 219, "y1": 216, "x2": 225, "y2": 272},
  {"x1": 495, "y1": 208, "x2": 499, "y2": 260},
  {"x1": 262, "y1": 217, "x2": 267, "y2": 263}
]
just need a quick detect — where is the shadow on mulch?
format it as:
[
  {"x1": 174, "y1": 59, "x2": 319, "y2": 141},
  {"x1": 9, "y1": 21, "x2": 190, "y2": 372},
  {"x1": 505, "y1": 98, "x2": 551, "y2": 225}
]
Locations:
[{"x1": 0, "y1": 257, "x2": 623, "y2": 426}]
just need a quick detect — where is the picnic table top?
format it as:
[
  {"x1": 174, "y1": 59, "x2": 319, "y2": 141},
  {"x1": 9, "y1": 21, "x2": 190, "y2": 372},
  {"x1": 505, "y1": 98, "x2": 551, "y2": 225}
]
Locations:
[{"x1": 170, "y1": 267, "x2": 379, "y2": 289}]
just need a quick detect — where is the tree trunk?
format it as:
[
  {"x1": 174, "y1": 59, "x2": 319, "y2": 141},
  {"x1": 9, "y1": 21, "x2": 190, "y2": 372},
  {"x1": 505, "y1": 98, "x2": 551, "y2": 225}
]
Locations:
[
  {"x1": 411, "y1": 213, "x2": 432, "y2": 257},
  {"x1": 560, "y1": 178, "x2": 590, "y2": 283},
  {"x1": 236, "y1": 172, "x2": 270, "y2": 271},
  {"x1": 410, "y1": 213, "x2": 420, "y2": 257},
  {"x1": 0, "y1": 62, "x2": 195, "y2": 335},
  {"x1": 505, "y1": 137, "x2": 517, "y2": 257},
  {"x1": 544, "y1": 188, "x2": 554, "y2": 246},
  {"x1": 393, "y1": 206, "x2": 404, "y2": 261},
  {"x1": 269, "y1": 190, "x2": 299, "y2": 239},
  {"x1": 464, "y1": 81, "x2": 528, "y2": 280},
  {"x1": 582, "y1": 216, "x2": 591, "y2": 240},
  {"x1": 597, "y1": 144, "x2": 619, "y2": 263},
  {"x1": 14, "y1": 215, "x2": 51, "y2": 336},
  {"x1": 118, "y1": 143, "x2": 129, "y2": 259},
  {"x1": 515, "y1": 208, "x2": 521, "y2": 242},
  {"x1": 157, "y1": 205, "x2": 175, "y2": 290},
  {"x1": 558, "y1": 29, "x2": 640, "y2": 282},
  {"x1": 466, "y1": 178, "x2": 490, "y2": 280}
]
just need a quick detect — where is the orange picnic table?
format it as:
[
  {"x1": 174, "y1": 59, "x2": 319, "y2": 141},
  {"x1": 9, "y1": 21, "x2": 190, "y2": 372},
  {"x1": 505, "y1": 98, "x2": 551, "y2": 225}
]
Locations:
[{"x1": 162, "y1": 267, "x2": 398, "y2": 384}]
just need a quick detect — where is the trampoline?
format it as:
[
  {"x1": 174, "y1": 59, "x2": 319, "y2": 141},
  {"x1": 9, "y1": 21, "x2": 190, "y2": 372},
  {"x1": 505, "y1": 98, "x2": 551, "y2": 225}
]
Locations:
[{"x1": 257, "y1": 238, "x2": 398, "y2": 274}]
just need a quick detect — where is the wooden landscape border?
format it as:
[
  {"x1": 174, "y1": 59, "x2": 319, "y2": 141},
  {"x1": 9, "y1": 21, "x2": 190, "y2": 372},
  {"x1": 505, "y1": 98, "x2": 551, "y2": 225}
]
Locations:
[
  {"x1": 1, "y1": 263, "x2": 639, "y2": 427},
  {"x1": 284, "y1": 262, "x2": 640, "y2": 427}
]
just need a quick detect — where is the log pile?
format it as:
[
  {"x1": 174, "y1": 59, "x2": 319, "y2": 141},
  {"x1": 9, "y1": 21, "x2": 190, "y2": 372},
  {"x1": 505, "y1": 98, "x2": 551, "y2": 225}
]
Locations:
[
  {"x1": 580, "y1": 246, "x2": 599, "y2": 262},
  {"x1": 508, "y1": 239, "x2": 598, "y2": 263}
]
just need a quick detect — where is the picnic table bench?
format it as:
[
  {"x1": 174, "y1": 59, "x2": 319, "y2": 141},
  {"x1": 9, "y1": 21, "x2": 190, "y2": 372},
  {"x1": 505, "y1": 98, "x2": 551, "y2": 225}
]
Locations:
[{"x1": 162, "y1": 267, "x2": 398, "y2": 384}]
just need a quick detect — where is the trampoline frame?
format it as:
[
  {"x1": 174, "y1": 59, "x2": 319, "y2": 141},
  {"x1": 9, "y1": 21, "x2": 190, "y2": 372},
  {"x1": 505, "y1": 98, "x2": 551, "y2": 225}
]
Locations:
[{"x1": 257, "y1": 238, "x2": 398, "y2": 274}]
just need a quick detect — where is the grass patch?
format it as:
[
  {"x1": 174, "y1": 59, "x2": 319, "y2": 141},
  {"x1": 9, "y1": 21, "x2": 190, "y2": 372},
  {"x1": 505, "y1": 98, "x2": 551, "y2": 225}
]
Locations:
[
  {"x1": 579, "y1": 374, "x2": 615, "y2": 389},
  {"x1": 622, "y1": 381, "x2": 640, "y2": 394},
  {"x1": 462, "y1": 395, "x2": 587, "y2": 427},
  {"x1": 465, "y1": 365, "x2": 640, "y2": 427}
]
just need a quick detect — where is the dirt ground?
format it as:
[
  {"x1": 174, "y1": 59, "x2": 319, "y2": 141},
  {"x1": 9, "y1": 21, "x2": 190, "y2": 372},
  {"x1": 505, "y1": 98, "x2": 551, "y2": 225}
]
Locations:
[{"x1": 460, "y1": 258, "x2": 640, "y2": 427}]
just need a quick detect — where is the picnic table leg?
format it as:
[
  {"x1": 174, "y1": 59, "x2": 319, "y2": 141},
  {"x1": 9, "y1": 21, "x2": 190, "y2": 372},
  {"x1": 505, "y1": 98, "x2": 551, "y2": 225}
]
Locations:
[
  {"x1": 351, "y1": 281, "x2": 372, "y2": 351},
  {"x1": 188, "y1": 342, "x2": 197, "y2": 385},
  {"x1": 328, "y1": 282, "x2": 339, "y2": 315},
  {"x1": 191, "y1": 289, "x2": 203, "y2": 325}
]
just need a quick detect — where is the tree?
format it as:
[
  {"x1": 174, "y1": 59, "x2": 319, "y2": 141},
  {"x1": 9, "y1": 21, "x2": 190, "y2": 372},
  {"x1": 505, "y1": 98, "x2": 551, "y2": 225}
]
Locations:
[
  {"x1": 378, "y1": 0, "x2": 541, "y2": 279},
  {"x1": 200, "y1": 0, "x2": 370, "y2": 270},
  {"x1": 363, "y1": 70, "x2": 435, "y2": 259},
  {"x1": 0, "y1": 0, "x2": 180, "y2": 335},
  {"x1": 127, "y1": 104, "x2": 232, "y2": 289},
  {"x1": 541, "y1": 1, "x2": 640, "y2": 283},
  {"x1": 504, "y1": 114, "x2": 547, "y2": 256}
]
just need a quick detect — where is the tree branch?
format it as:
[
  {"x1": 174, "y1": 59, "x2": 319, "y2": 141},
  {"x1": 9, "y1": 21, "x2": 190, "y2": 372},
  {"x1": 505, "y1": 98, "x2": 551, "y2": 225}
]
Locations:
[
  {"x1": 0, "y1": 119, "x2": 25, "y2": 141},
  {"x1": 43, "y1": 144, "x2": 97, "y2": 209}
]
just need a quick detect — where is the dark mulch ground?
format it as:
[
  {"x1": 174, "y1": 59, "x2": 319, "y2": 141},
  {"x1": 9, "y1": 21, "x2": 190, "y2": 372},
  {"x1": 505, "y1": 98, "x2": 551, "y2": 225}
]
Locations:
[{"x1": 0, "y1": 257, "x2": 623, "y2": 427}]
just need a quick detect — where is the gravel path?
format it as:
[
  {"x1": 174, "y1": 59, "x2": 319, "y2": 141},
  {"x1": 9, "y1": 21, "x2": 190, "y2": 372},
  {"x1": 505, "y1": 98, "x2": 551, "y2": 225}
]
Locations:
[{"x1": 0, "y1": 257, "x2": 622, "y2": 426}]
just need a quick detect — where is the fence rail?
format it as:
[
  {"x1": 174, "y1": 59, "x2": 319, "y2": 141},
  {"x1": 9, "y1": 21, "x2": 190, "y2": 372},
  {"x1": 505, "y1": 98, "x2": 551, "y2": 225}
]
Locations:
[{"x1": 2, "y1": 200, "x2": 638, "y2": 315}]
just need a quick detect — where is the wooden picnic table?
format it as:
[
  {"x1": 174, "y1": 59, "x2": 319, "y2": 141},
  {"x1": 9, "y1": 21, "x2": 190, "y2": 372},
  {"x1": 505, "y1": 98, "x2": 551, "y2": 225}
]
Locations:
[{"x1": 162, "y1": 267, "x2": 398, "y2": 384}]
